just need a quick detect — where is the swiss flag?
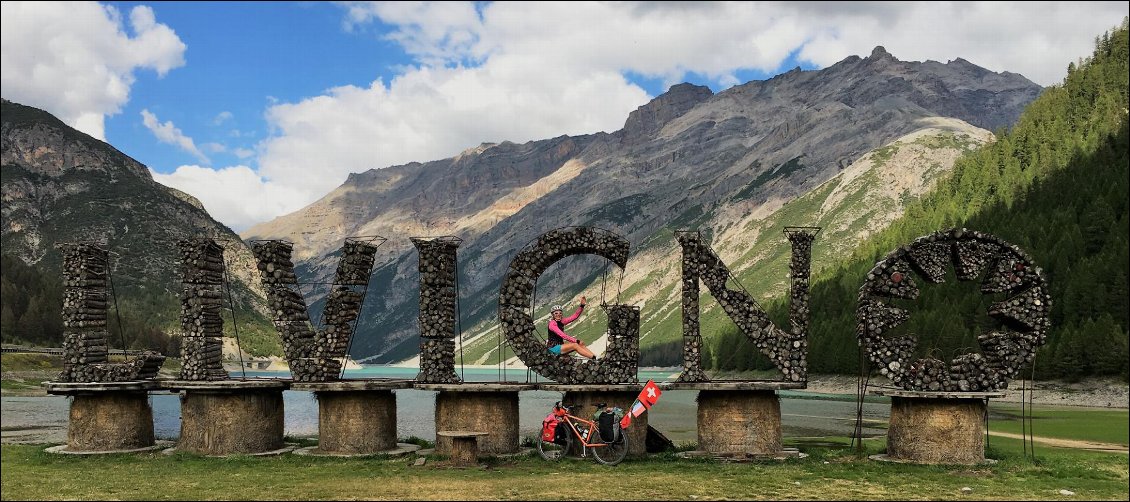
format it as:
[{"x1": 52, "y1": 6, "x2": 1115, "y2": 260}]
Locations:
[{"x1": 638, "y1": 379, "x2": 662, "y2": 409}]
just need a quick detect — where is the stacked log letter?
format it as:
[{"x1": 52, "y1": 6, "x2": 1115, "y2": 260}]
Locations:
[
  {"x1": 178, "y1": 239, "x2": 228, "y2": 380},
  {"x1": 675, "y1": 228, "x2": 816, "y2": 383},
  {"x1": 57, "y1": 243, "x2": 164, "y2": 382},
  {"x1": 498, "y1": 227, "x2": 639, "y2": 384},
  {"x1": 251, "y1": 239, "x2": 380, "y2": 382},
  {"x1": 413, "y1": 237, "x2": 462, "y2": 383},
  {"x1": 857, "y1": 228, "x2": 1051, "y2": 392}
]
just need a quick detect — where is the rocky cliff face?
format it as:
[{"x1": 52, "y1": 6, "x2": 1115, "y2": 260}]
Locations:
[
  {"x1": 242, "y1": 47, "x2": 1042, "y2": 363},
  {"x1": 1, "y1": 99, "x2": 265, "y2": 319},
  {"x1": 621, "y1": 82, "x2": 714, "y2": 145}
]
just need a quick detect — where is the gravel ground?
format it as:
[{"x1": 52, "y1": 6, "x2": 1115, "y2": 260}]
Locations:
[{"x1": 802, "y1": 374, "x2": 1130, "y2": 409}]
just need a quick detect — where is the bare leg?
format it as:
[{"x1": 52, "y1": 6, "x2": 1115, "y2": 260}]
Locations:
[{"x1": 560, "y1": 342, "x2": 595, "y2": 359}]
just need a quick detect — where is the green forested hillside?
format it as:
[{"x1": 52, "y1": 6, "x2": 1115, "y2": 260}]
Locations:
[
  {"x1": 712, "y1": 19, "x2": 1130, "y2": 380},
  {"x1": 1, "y1": 251, "x2": 283, "y2": 357},
  {"x1": 0, "y1": 253, "x2": 181, "y2": 354},
  {"x1": 0, "y1": 98, "x2": 283, "y2": 358}
]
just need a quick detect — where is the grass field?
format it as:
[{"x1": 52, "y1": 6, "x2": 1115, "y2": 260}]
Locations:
[
  {"x1": 1, "y1": 435, "x2": 1126, "y2": 501},
  {"x1": 989, "y1": 405, "x2": 1129, "y2": 446}
]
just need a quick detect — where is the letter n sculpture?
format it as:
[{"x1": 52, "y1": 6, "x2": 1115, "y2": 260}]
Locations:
[{"x1": 674, "y1": 227, "x2": 818, "y2": 383}]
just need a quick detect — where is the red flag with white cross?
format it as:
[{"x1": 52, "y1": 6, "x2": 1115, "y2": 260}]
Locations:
[
  {"x1": 620, "y1": 380, "x2": 663, "y2": 429},
  {"x1": 638, "y1": 379, "x2": 661, "y2": 409}
]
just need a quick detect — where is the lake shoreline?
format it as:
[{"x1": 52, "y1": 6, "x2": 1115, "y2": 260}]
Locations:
[{"x1": 3, "y1": 355, "x2": 1127, "y2": 408}]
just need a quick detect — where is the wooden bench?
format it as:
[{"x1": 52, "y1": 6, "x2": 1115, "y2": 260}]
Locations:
[{"x1": 436, "y1": 430, "x2": 488, "y2": 465}]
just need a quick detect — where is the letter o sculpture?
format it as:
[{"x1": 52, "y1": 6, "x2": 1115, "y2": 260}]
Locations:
[
  {"x1": 498, "y1": 227, "x2": 639, "y2": 384},
  {"x1": 857, "y1": 228, "x2": 1051, "y2": 392}
]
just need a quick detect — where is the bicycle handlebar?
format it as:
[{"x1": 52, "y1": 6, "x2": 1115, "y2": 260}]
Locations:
[{"x1": 557, "y1": 402, "x2": 611, "y2": 411}]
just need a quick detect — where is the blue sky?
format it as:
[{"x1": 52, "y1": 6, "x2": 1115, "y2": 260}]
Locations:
[
  {"x1": 2, "y1": 2, "x2": 1126, "y2": 230},
  {"x1": 104, "y1": 2, "x2": 813, "y2": 173},
  {"x1": 106, "y1": 2, "x2": 416, "y2": 170}
]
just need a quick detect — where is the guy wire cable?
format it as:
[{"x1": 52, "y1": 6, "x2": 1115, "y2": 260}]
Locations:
[
  {"x1": 984, "y1": 395, "x2": 991, "y2": 452},
  {"x1": 105, "y1": 258, "x2": 129, "y2": 362},
  {"x1": 853, "y1": 345, "x2": 871, "y2": 454},
  {"x1": 527, "y1": 274, "x2": 539, "y2": 384},
  {"x1": 1021, "y1": 366, "x2": 1028, "y2": 458},
  {"x1": 455, "y1": 250, "x2": 465, "y2": 382},
  {"x1": 340, "y1": 236, "x2": 385, "y2": 380},
  {"x1": 1028, "y1": 355, "x2": 1038, "y2": 460},
  {"x1": 222, "y1": 259, "x2": 247, "y2": 380},
  {"x1": 497, "y1": 321, "x2": 503, "y2": 382}
]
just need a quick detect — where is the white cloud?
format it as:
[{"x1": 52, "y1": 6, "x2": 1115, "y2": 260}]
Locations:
[
  {"x1": 233, "y1": 148, "x2": 255, "y2": 159},
  {"x1": 151, "y1": 1, "x2": 1128, "y2": 229},
  {"x1": 213, "y1": 111, "x2": 234, "y2": 125},
  {"x1": 201, "y1": 142, "x2": 227, "y2": 154},
  {"x1": 141, "y1": 109, "x2": 209, "y2": 164},
  {"x1": 0, "y1": 2, "x2": 185, "y2": 140},
  {"x1": 151, "y1": 165, "x2": 310, "y2": 231}
]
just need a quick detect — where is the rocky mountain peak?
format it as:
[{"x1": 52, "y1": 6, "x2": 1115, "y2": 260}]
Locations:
[
  {"x1": 2, "y1": 98, "x2": 267, "y2": 315},
  {"x1": 869, "y1": 45, "x2": 895, "y2": 60},
  {"x1": 621, "y1": 82, "x2": 714, "y2": 145},
  {"x1": 1, "y1": 99, "x2": 151, "y2": 180}
]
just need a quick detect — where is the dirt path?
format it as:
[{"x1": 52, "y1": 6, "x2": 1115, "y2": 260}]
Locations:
[{"x1": 988, "y1": 431, "x2": 1129, "y2": 454}]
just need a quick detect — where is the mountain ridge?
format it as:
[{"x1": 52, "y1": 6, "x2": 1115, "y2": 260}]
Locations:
[{"x1": 242, "y1": 45, "x2": 1041, "y2": 363}]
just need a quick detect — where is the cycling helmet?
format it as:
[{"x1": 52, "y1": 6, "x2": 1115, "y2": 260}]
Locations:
[{"x1": 551, "y1": 305, "x2": 564, "y2": 313}]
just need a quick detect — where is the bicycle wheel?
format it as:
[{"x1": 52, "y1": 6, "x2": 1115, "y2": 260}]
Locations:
[
  {"x1": 592, "y1": 430, "x2": 629, "y2": 466},
  {"x1": 537, "y1": 428, "x2": 571, "y2": 461}
]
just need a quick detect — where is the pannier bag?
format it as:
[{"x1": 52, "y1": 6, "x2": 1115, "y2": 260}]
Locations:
[
  {"x1": 541, "y1": 413, "x2": 560, "y2": 442},
  {"x1": 554, "y1": 420, "x2": 570, "y2": 444},
  {"x1": 597, "y1": 410, "x2": 621, "y2": 443}
]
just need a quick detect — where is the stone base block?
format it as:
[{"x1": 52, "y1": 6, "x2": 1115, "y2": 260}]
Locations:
[
  {"x1": 886, "y1": 396, "x2": 988, "y2": 464},
  {"x1": 316, "y1": 390, "x2": 397, "y2": 454},
  {"x1": 178, "y1": 389, "x2": 284, "y2": 455},
  {"x1": 697, "y1": 389, "x2": 782, "y2": 456},
  {"x1": 561, "y1": 390, "x2": 647, "y2": 458},
  {"x1": 435, "y1": 391, "x2": 519, "y2": 455},
  {"x1": 67, "y1": 391, "x2": 154, "y2": 452},
  {"x1": 46, "y1": 440, "x2": 172, "y2": 455}
]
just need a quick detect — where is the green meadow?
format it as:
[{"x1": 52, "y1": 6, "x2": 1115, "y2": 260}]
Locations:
[{"x1": 2, "y1": 429, "x2": 1126, "y2": 500}]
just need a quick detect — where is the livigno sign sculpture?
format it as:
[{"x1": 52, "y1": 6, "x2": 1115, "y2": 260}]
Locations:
[
  {"x1": 498, "y1": 227, "x2": 639, "y2": 384},
  {"x1": 252, "y1": 238, "x2": 383, "y2": 382},
  {"x1": 857, "y1": 228, "x2": 1051, "y2": 392},
  {"x1": 177, "y1": 238, "x2": 229, "y2": 380},
  {"x1": 56, "y1": 242, "x2": 165, "y2": 382},
  {"x1": 413, "y1": 236, "x2": 463, "y2": 383},
  {"x1": 674, "y1": 228, "x2": 818, "y2": 383}
]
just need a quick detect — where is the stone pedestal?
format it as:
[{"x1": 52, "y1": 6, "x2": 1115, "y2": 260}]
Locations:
[
  {"x1": 697, "y1": 389, "x2": 781, "y2": 455},
  {"x1": 292, "y1": 380, "x2": 412, "y2": 455},
  {"x1": 550, "y1": 384, "x2": 648, "y2": 458},
  {"x1": 417, "y1": 383, "x2": 535, "y2": 455},
  {"x1": 873, "y1": 390, "x2": 1003, "y2": 465},
  {"x1": 45, "y1": 381, "x2": 160, "y2": 453},
  {"x1": 166, "y1": 380, "x2": 288, "y2": 456},
  {"x1": 664, "y1": 381, "x2": 804, "y2": 457},
  {"x1": 437, "y1": 430, "x2": 488, "y2": 465}
]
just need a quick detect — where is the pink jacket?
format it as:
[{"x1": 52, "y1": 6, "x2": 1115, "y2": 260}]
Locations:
[{"x1": 548, "y1": 305, "x2": 584, "y2": 344}]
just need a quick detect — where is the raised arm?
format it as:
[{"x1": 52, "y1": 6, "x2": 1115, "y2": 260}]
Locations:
[
  {"x1": 561, "y1": 304, "x2": 585, "y2": 325},
  {"x1": 548, "y1": 320, "x2": 578, "y2": 343}
]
